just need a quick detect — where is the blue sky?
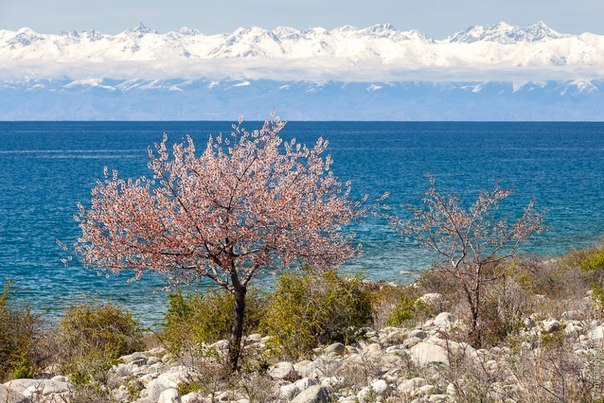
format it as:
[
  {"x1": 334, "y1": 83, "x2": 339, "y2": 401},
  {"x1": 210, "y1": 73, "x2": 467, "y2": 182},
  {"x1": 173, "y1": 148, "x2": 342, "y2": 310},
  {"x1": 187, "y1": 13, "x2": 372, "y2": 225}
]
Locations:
[{"x1": 1, "y1": 0, "x2": 603, "y2": 37}]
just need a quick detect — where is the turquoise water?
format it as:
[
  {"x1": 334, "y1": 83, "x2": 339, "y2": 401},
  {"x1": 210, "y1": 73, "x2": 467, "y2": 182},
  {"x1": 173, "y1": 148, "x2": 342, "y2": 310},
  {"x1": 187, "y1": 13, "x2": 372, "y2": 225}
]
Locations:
[{"x1": 0, "y1": 121, "x2": 603, "y2": 325}]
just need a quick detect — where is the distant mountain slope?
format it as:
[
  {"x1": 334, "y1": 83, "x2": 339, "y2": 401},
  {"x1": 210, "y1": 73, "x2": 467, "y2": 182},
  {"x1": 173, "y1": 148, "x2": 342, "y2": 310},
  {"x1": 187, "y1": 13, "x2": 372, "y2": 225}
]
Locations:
[
  {"x1": 1, "y1": 79, "x2": 602, "y2": 121},
  {"x1": 0, "y1": 22, "x2": 603, "y2": 81}
]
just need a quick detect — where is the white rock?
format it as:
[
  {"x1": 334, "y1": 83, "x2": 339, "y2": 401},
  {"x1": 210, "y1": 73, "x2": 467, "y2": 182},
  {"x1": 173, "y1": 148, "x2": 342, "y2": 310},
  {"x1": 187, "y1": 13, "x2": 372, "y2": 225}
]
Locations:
[
  {"x1": 147, "y1": 356, "x2": 162, "y2": 365},
  {"x1": 319, "y1": 376, "x2": 341, "y2": 388},
  {"x1": 562, "y1": 310, "x2": 582, "y2": 320},
  {"x1": 325, "y1": 342, "x2": 346, "y2": 355},
  {"x1": 158, "y1": 388, "x2": 181, "y2": 403},
  {"x1": 146, "y1": 379, "x2": 169, "y2": 401},
  {"x1": 181, "y1": 392, "x2": 206, "y2": 403},
  {"x1": 365, "y1": 343, "x2": 383, "y2": 355},
  {"x1": 147, "y1": 347, "x2": 166, "y2": 355},
  {"x1": 418, "y1": 293, "x2": 444, "y2": 309},
  {"x1": 433, "y1": 312, "x2": 455, "y2": 329},
  {"x1": 280, "y1": 383, "x2": 300, "y2": 400},
  {"x1": 384, "y1": 330, "x2": 407, "y2": 345},
  {"x1": 294, "y1": 378, "x2": 316, "y2": 391},
  {"x1": 409, "y1": 342, "x2": 449, "y2": 366},
  {"x1": 590, "y1": 325, "x2": 604, "y2": 341},
  {"x1": 0, "y1": 385, "x2": 28, "y2": 403},
  {"x1": 418, "y1": 384, "x2": 436, "y2": 395},
  {"x1": 359, "y1": 379, "x2": 390, "y2": 400},
  {"x1": 155, "y1": 367, "x2": 192, "y2": 389},
  {"x1": 112, "y1": 385, "x2": 129, "y2": 402},
  {"x1": 245, "y1": 333, "x2": 262, "y2": 343},
  {"x1": 385, "y1": 346, "x2": 405, "y2": 354},
  {"x1": 42, "y1": 380, "x2": 69, "y2": 396},
  {"x1": 211, "y1": 340, "x2": 229, "y2": 350},
  {"x1": 3, "y1": 379, "x2": 42, "y2": 395},
  {"x1": 403, "y1": 336, "x2": 422, "y2": 349},
  {"x1": 22, "y1": 385, "x2": 41, "y2": 400},
  {"x1": 122, "y1": 351, "x2": 148, "y2": 366},
  {"x1": 398, "y1": 377, "x2": 427, "y2": 395},
  {"x1": 290, "y1": 385, "x2": 333, "y2": 403},
  {"x1": 269, "y1": 361, "x2": 298, "y2": 380},
  {"x1": 542, "y1": 319, "x2": 561, "y2": 332},
  {"x1": 381, "y1": 354, "x2": 404, "y2": 369},
  {"x1": 408, "y1": 329, "x2": 427, "y2": 339},
  {"x1": 429, "y1": 393, "x2": 450, "y2": 402},
  {"x1": 564, "y1": 323, "x2": 583, "y2": 337},
  {"x1": 295, "y1": 360, "x2": 320, "y2": 378},
  {"x1": 140, "y1": 372, "x2": 159, "y2": 387}
]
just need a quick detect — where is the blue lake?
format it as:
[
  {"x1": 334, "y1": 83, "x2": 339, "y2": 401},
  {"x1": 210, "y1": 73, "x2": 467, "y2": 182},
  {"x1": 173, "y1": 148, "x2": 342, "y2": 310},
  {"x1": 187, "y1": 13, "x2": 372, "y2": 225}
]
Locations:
[{"x1": 0, "y1": 121, "x2": 603, "y2": 325}]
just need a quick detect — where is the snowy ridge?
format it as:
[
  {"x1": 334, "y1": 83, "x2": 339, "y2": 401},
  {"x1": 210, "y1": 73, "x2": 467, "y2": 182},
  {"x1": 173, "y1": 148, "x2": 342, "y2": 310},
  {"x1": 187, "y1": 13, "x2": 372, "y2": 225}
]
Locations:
[
  {"x1": 1, "y1": 21, "x2": 603, "y2": 81},
  {"x1": 447, "y1": 21, "x2": 566, "y2": 44}
]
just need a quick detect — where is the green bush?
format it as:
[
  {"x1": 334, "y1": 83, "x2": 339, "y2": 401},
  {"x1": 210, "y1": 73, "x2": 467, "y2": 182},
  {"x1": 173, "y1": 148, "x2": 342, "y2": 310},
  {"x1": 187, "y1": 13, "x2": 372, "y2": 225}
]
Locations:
[
  {"x1": 387, "y1": 294, "x2": 430, "y2": 327},
  {"x1": 260, "y1": 267, "x2": 373, "y2": 359},
  {"x1": 163, "y1": 288, "x2": 265, "y2": 355},
  {"x1": 583, "y1": 248, "x2": 604, "y2": 308},
  {"x1": 0, "y1": 281, "x2": 44, "y2": 381},
  {"x1": 570, "y1": 243, "x2": 604, "y2": 307},
  {"x1": 57, "y1": 301, "x2": 143, "y2": 385},
  {"x1": 578, "y1": 246, "x2": 604, "y2": 272}
]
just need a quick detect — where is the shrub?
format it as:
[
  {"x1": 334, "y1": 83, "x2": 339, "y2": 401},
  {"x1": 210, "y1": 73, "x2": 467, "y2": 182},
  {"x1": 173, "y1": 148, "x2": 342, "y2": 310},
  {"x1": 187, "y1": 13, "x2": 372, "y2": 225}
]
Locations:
[
  {"x1": 387, "y1": 294, "x2": 430, "y2": 327},
  {"x1": 479, "y1": 276, "x2": 531, "y2": 346},
  {"x1": 56, "y1": 301, "x2": 143, "y2": 385},
  {"x1": 578, "y1": 244, "x2": 604, "y2": 272},
  {"x1": 366, "y1": 282, "x2": 423, "y2": 329},
  {"x1": 163, "y1": 288, "x2": 266, "y2": 356},
  {"x1": 0, "y1": 281, "x2": 45, "y2": 381},
  {"x1": 574, "y1": 243, "x2": 604, "y2": 307},
  {"x1": 260, "y1": 267, "x2": 373, "y2": 359}
]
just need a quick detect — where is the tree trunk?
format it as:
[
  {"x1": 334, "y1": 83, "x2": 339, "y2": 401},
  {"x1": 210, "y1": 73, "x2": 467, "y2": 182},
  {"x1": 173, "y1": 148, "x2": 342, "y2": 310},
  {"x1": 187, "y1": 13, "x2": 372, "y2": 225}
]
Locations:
[
  {"x1": 469, "y1": 301, "x2": 480, "y2": 348},
  {"x1": 462, "y1": 279, "x2": 481, "y2": 348},
  {"x1": 472, "y1": 265, "x2": 482, "y2": 348},
  {"x1": 228, "y1": 274, "x2": 247, "y2": 372}
]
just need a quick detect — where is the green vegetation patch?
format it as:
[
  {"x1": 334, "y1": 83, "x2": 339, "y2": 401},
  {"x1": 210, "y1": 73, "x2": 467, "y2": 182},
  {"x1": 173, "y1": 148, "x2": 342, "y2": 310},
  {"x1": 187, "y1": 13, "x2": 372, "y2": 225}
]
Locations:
[{"x1": 260, "y1": 266, "x2": 373, "y2": 359}]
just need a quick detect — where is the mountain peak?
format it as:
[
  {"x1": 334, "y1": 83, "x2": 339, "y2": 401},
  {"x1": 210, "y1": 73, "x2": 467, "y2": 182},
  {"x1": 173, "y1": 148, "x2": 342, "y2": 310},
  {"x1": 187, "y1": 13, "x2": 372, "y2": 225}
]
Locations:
[
  {"x1": 127, "y1": 22, "x2": 156, "y2": 36},
  {"x1": 177, "y1": 26, "x2": 200, "y2": 36},
  {"x1": 8, "y1": 27, "x2": 42, "y2": 47},
  {"x1": 361, "y1": 23, "x2": 397, "y2": 35},
  {"x1": 448, "y1": 21, "x2": 564, "y2": 44},
  {"x1": 524, "y1": 20, "x2": 562, "y2": 40}
]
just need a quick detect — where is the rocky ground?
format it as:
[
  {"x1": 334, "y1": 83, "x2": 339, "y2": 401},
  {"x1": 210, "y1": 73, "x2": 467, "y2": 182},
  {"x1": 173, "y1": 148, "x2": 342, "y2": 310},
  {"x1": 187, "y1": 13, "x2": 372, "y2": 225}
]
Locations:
[{"x1": 2, "y1": 291, "x2": 603, "y2": 403}]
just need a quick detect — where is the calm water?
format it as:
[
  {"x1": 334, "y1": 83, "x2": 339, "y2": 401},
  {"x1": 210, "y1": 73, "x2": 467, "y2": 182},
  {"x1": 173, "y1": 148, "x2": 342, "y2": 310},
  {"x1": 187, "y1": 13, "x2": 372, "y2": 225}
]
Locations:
[{"x1": 0, "y1": 121, "x2": 603, "y2": 325}]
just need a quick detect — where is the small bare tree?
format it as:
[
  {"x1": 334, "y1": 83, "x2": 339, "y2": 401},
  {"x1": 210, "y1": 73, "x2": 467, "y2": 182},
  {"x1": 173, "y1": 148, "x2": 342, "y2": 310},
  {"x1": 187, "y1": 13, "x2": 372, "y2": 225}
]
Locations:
[{"x1": 390, "y1": 176, "x2": 544, "y2": 347}]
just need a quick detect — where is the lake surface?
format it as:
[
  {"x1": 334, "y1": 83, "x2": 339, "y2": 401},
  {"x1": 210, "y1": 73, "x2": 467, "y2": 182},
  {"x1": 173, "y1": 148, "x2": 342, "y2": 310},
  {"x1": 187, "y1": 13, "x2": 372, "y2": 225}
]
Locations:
[{"x1": 0, "y1": 121, "x2": 603, "y2": 325}]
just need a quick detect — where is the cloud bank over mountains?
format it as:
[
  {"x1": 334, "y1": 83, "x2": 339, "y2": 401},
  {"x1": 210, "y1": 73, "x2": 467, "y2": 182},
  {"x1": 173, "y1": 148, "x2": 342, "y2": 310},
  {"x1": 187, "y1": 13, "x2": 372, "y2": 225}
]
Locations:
[{"x1": 1, "y1": 21, "x2": 603, "y2": 120}]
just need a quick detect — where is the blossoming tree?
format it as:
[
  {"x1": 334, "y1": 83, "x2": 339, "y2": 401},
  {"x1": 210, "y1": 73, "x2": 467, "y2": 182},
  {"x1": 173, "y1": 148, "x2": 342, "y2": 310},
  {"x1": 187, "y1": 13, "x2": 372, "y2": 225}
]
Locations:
[
  {"x1": 74, "y1": 118, "x2": 359, "y2": 370},
  {"x1": 390, "y1": 176, "x2": 544, "y2": 347}
]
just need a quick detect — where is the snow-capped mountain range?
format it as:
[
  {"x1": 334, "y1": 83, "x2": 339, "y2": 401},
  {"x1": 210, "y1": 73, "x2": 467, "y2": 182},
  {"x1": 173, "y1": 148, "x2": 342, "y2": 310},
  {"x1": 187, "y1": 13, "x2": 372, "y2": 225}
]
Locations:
[
  {"x1": 1, "y1": 21, "x2": 603, "y2": 120},
  {"x1": 1, "y1": 21, "x2": 603, "y2": 81}
]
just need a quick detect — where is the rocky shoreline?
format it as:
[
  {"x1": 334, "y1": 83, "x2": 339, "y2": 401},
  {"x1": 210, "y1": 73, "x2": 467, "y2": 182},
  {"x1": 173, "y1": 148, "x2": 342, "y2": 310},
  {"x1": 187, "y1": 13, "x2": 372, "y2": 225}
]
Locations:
[{"x1": 2, "y1": 289, "x2": 603, "y2": 403}]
